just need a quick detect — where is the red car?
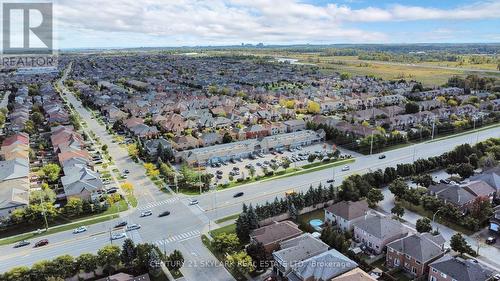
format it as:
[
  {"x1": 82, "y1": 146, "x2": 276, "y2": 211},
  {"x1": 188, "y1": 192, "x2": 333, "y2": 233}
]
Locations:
[{"x1": 34, "y1": 239, "x2": 49, "y2": 247}]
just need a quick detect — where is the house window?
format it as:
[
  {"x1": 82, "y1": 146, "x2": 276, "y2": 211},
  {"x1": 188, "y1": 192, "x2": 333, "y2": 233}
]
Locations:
[
  {"x1": 416, "y1": 260, "x2": 421, "y2": 264},
  {"x1": 404, "y1": 262, "x2": 409, "y2": 269},
  {"x1": 412, "y1": 267, "x2": 417, "y2": 274},
  {"x1": 441, "y1": 273, "x2": 447, "y2": 278},
  {"x1": 394, "y1": 259, "x2": 400, "y2": 266},
  {"x1": 430, "y1": 276, "x2": 437, "y2": 281},
  {"x1": 432, "y1": 268, "x2": 437, "y2": 273},
  {"x1": 405, "y1": 254, "x2": 410, "y2": 259}
]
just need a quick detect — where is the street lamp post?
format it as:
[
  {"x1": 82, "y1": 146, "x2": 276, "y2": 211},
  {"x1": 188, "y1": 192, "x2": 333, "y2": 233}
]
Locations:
[{"x1": 432, "y1": 209, "x2": 442, "y2": 234}]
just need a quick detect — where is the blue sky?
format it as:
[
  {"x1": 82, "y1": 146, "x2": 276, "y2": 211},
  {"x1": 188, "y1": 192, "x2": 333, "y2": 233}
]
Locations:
[{"x1": 51, "y1": 0, "x2": 500, "y2": 48}]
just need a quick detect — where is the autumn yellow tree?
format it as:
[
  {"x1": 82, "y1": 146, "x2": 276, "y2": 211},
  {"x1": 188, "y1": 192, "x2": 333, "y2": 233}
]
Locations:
[
  {"x1": 121, "y1": 182, "x2": 134, "y2": 194},
  {"x1": 307, "y1": 101, "x2": 320, "y2": 114}
]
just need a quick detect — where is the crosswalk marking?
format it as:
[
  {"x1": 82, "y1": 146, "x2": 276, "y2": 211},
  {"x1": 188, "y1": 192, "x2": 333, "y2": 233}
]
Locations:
[
  {"x1": 137, "y1": 197, "x2": 179, "y2": 211},
  {"x1": 153, "y1": 230, "x2": 201, "y2": 247}
]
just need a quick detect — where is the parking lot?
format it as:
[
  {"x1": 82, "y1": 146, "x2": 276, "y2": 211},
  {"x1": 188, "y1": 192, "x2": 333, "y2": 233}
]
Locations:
[{"x1": 204, "y1": 142, "x2": 352, "y2": 184}]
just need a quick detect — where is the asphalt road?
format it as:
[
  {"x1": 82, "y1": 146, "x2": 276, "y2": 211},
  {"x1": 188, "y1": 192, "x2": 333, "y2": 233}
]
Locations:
[{"x1": 197, "y1": 127, "x2": 499, "y2": 221}]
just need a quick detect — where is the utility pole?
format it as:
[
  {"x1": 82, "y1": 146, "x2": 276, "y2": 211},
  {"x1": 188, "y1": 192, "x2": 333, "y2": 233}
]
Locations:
[
  {"x1": 431, "y1": 117, "x2": 436, "y2": 140},
  {"x1": 369, "y1": 130, "x2": 374, "y2": 155},
  {"x1": 40, "y1": 197, "x2": 49, "y2": 232}
]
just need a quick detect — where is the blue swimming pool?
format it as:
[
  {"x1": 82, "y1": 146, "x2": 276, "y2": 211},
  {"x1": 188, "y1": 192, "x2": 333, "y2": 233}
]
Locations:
[{"x1": 309, "y1": 219, "x2": 324, "y2": 231}]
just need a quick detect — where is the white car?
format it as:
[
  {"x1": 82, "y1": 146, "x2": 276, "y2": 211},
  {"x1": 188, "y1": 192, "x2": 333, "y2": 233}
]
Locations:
[
  {"x1": 189, "y1": 199, "x2": 199, "y2": 205},
  {"x1": 341, "y1": 165, "x2": 350, "y2": 171},
  {"x1": 73, "y1": 226, "x2": 87, "y2": 234},
  {"x1": 126, "y1": 224, "x2": 141, "y2": 231},
  {"x1": 111, "y1": 233, "x2": 127, "y2": 240},
  {"x1": 140, "y1": 210, "x2": 152, "y2": 217}
]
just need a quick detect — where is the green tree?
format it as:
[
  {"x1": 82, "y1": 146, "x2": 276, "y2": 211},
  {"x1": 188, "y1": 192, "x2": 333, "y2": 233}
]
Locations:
[
  {"x1": 97, "y1": 245, "x2": 121, "y2": 274},
  {"x1": 40, "y1": 164, "x2": 61, "y2": 183},
  {"x1": 134, "y1": 243, "x2": 163, "y2": 272},
  {"x1": 222, "y1": 132, "x2": 233, "y2": 143},
  {"x1": 52, "y1": 255, "x2": 75, "y2": 279},
  {"x1": 212, "y1": 233, "x2": 240, "y2": 254},
  {"x1": 236, "y1": 213, "x2": 250, "y2": 243},
  {"x1": 246, "y1": 242, "x2": 268, "y2": 271},
  {"x1": 405, "y1": 101, "x2": 420, "y2": 114},
  {"x1": 389, "y1": 178, "x2": 408, "y2": 199},
  {"x1": 450, "y1": 233, "x2": 473, "y2": 255},
  {"x1": 30, "y1": 260, "x2": 53, "y2": 280},
  {"x1": 416, "y1": 217, "x2": 433, "y2": 233},
  {"x1": 469, "y1": 196, "x2": 493, "y2": 223},
  {"x1": 1, "y1": 266, "x2": 31, "y2": 281},
  {"x1": 226, "y1": 251, "x2": 255, "y2": 276},
  {"x1": 30, "y1": 188, "x2": 56, "y2": 204},
  {"x1": 120, "y1": 238, "x2": 137, "y2": 268},
  {"x1": 391, "y1": 203, "x2": 405, "y2": 218},
  {"x1": 165, "y1": 250, "x2": 184, "y2": 271},
  {"x1": 63, "y1": 197, "x2": 83, "y2": 217},
  {"x1": 76, "y1": 253, "x2": 98, "y2": 275},
  {"x1": 366, "y1": 188, "x2": 384, "y2": 208}
]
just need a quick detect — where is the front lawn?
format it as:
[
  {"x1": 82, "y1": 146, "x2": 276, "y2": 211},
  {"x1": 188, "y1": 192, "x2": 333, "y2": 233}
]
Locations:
[{"x1": 209, "y1": 223, "x2": 236, "y2": 237}]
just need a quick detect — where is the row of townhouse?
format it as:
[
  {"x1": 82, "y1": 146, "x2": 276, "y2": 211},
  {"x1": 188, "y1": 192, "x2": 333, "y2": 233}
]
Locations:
[
  {"x1": 323, "y1": 199, "x2": 496, "y2": 280},
  {"x1": 175, "y1": 129, "x2": 325, "y2": 165},
  {"x1": 0, "y1": 133, "x2": 30, "y2": 219},
  {"x1": 51, "y1": 125, "x2": 103, "y2": 201},
  {"x1": 42, "y1": 84, "x2": 104, "y2": 201}
]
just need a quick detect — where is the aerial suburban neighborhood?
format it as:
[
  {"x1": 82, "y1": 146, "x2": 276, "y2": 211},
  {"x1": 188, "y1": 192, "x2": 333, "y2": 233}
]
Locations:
[{"x1": 0, "y1": 1, "x2": 500, "y2": 281}]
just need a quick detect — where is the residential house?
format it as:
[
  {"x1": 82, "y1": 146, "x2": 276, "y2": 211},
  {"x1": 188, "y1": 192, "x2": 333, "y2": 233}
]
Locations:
[
  {"x1": 461, "y1": 180, "x2": 496, "y2": 201},
  {"x1": 250, "y1": 221, "x2": 303, "y2": 254},
  {"x1": 272, "y1": 233, "x2": 329, "y2": 279},
  {"x1": 61, "y1": 166, "x2": 104, "y2": 201},
  {"x1": 245, "y1": 124, "x2": 269, "y2": 139},
  {"x1": 0, "y1": 158, "x2": 29, "y2": 218},
  {"x1": 199, "y1": 132, "x2": 222, "y2": 147},
  {"x1": 469, "y1": 167, "x2": 500, "y2": 196},
  {"x1": 324, "y1": 200, "x2": 370, "y2": 232},
  {"x1": 489, "y1": 205, "x2": 500, "y2": 233},
  {"x1": 331, "y1": 268, "x2": 376, "y2": 281},
  {"x1": 283, "y1": 119, "x2": 306, "y2": 132},
  {"x1": 143, "y1": 138, "x2": 172, "y2": 160},
  {"x1": 386, "y1": 233, "x2": 445, "y2": 277},
  {"x1": 286, "y1": 248, "x2": 358, "y2": 281},
  {"x1": 428, "y1": 183, "x2": 477, "y2": 213},
  {"x1": 428, "y1": 255, "x2": 493, "y2": 281},
  {"x1": 173, "y1": 135, "x2": 200, "y2": 151},
  {"x1": 353, "y1": 215, "x2": 408, "y2": 254}
]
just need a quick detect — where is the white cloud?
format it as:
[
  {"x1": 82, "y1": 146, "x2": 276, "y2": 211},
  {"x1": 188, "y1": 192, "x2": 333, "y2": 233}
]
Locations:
[{"x1": 52, "y1": 0, "x2": 500, "y2": 47}]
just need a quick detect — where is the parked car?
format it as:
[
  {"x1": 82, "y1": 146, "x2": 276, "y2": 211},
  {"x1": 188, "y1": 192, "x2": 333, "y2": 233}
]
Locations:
[
  {"x1": 106, "y1": 187, "x2": 118, "y2": 194},
  {"x1": 378, "y1": 154, "x2": 386, "y2": 159},
  {"x1": 14, "y1": 240, "x2": 30, "y2": 248},
  {"x1": 73, "y1": 226, "x2": 87, "y2": 234},
  {"x1": 34, "y1": 239, "x2": 49, "y2": 247},
  {"x1": 140, "y1": 210, "x2": 152, "y2": 217},
  {"x1": 114, "y1": 221, "x2": 128, "y2": 228},
  {"x1": 486, "y1": 236, "x2": 497, "y2": 244},
  {"x1": 233, "y1": 192, "x2": 244, "y2": 198},
  {"x1": 158, "y1": 211, "x2": 171, "y2": 217},
  {"x1": 126, "y1": 224, "x2": 141, "y2": 231},
  {"x1": 189, "y1": 199, "x2": 199, "y2": 205},
  {"x1": 326, "y1": 179, "x2": 335, "y2": 183},
  {"x1": 216, "y1": 174, "x2": 223, "y2": 179},
  {"x1": 123, "y1": 169, "x2": 130, "y2": 174},
  {"x1": 341, "y1": 165, "x2": 350, "y2": 171},
  {"x1": 216, "y1": 170, "x2": 223, "y2": 175},
  {"x1": 111, "y1": 233, "x2": 127, "y2": 240}
]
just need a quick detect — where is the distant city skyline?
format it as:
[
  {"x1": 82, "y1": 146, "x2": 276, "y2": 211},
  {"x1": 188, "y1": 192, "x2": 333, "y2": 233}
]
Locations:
[{"x1": 37, "y1": 0, "x2": 500, "y2": 49}]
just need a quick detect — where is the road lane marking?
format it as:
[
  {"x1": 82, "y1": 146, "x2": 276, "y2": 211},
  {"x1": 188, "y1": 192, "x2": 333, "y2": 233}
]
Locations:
[{"x1": 137, "y1": 197, "x2": 179, "y2": 211}]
